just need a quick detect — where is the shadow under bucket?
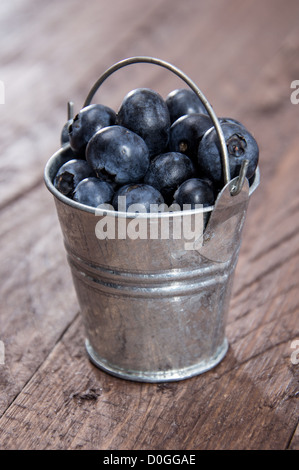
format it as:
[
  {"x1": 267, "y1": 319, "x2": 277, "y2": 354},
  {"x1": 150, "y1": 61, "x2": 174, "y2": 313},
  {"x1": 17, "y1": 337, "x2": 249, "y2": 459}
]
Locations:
[{"x1": 44, "y1": 57, "x2": 260, "y2": 382}]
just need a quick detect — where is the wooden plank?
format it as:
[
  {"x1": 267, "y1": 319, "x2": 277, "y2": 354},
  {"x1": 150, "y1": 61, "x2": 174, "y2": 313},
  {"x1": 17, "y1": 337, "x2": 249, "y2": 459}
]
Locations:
[
  {"x1": 0, "y1": 305, "x2": 297, "y2": 450},
  {"x1": 289, "y1": 424, "x2": 299, "y2": 450},
  {"x1": 0, "y1": 0, "x2": 175, "y2": 209},
  {"x1": 0, "y1": 185, "x2": 79, "y2": 415}
]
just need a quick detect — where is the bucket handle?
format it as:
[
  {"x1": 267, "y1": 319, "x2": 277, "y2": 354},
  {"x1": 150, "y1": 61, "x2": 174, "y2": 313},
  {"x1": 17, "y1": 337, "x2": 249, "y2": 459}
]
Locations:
[{"x1": 79, "y1": 56, "x2": 247, "y2": 195}]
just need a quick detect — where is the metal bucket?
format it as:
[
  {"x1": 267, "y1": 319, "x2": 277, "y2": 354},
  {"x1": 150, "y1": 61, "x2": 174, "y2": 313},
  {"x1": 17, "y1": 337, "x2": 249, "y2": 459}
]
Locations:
[{"x1": 44, "y1": 57, "x2": 260, "y2": 382}]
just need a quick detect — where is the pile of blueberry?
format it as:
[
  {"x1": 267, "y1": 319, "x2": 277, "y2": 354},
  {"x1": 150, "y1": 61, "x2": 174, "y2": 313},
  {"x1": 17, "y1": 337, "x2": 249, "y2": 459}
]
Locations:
[{"x1": 54, "y1": 88, "x2": 259, "y2": 212}]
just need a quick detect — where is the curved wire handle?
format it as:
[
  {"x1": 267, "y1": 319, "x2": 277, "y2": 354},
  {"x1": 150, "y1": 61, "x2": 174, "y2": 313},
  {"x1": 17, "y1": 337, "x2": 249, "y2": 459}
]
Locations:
[{"x1": 83, "y1": 56, "x2": 237, "y2": 191}]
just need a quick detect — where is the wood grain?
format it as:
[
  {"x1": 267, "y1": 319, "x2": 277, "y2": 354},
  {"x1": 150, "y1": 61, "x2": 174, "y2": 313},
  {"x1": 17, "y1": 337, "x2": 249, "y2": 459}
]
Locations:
[{"x1": 0, "y1": 0, "x2": 298, "y2": 450}]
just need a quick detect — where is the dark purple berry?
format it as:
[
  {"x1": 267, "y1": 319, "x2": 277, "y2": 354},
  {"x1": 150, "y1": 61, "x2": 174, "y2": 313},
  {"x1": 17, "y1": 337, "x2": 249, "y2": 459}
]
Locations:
[
  {"x1": 169, "y1": 113, "x2": 213, "y2": 164},
  {"x1": 219, "y1": 116, "x2": 246, "y2": 129},
  {"x1": 198, "y1": 122, "x2": 259, "y2": 188},
  {"x1": 54, "y1": 159, "x2": 94, "y2": 197},
  {"x1": 112, "y1": 183, "x2": 164, "y2": 213},
  {"x1": 86, "y1": 125, "x2": 150, "y2": 185},
  {"x1": 166, "y1": 88, "x2": 208, "y2": 123},
  {"x1": 73, "y1": 177, "x2": 114, "y2": 208},
  {"x1": 144, "y1": 152, "x2": 195, "y2": 204},
  {"x1": 173, "y1": 178, "x2": 215, "y2": 209}
]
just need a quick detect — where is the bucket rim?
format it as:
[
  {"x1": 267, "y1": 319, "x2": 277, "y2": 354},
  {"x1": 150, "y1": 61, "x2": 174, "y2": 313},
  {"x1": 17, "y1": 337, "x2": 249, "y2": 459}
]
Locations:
[{"x1": 44, "y1": 145, "x2": 260, "y2": 219}]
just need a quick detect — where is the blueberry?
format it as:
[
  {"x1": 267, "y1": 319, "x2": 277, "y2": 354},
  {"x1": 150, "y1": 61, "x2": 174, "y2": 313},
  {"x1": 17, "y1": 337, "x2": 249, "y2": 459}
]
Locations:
[
  {"x1": 73, "y1": 177, "x2": 114, "y2": 208},
  {"x1": 117, "y1": 88, "x2": 170, "y2": 157},
  {"x1": 169, "y1": 113, "x2": 213, "y2": 164},
  {"x1": 197, "y1": 122, "x2": 259, "y2": 188},
  {"x1": 144, "y1": 152, "x2": 195, "y2": 204},
  {"x1": 68, "y1": 104, "x2": 116, "y2": 156},
  {"x1": 112, "y1": 183, "x2": 164, "y2": 213},
  {"x1": 173, "y1": 178, "x2": 215, "y2": 209},
  {"x1": 86, "y1": 125, "x2": 150, "y2": 185},
  {"x1": 54, "y1": 159, "x2": 94, "y2": 197},
  {"x1": 166, "y1": 88, "x2": 208, "y2": 123}
]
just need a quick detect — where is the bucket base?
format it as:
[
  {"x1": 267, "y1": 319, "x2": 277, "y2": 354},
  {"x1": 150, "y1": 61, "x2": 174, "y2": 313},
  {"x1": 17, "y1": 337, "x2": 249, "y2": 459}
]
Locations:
[{"x1": 85, "y1": 338, "x2": 229, "y2": 383}]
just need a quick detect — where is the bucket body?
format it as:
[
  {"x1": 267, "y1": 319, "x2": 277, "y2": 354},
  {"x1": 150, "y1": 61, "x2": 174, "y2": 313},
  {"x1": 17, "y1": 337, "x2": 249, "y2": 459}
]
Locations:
[{"x1": 45, "y1": 146, "x2": 259, "y2": 382}]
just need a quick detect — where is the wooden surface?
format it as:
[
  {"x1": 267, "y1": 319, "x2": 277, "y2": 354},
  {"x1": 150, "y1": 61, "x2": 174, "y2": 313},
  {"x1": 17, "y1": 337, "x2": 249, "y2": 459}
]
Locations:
[{"x1": 0, "y1": 0, "x2": 298, "y2": 451}]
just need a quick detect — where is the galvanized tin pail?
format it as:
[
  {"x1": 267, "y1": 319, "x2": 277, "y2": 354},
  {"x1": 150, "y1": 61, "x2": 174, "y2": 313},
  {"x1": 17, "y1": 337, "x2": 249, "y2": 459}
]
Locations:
[{"x1": 44, "y1": 57, "x2": 260, "y2": 382}]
